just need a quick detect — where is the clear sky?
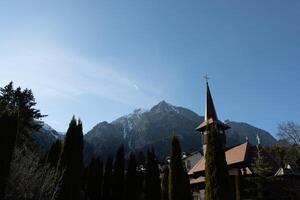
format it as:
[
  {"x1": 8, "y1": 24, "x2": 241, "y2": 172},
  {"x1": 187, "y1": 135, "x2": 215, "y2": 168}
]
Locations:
[{"x1": 0, "y1": 0, "x2": 299, "y2": 136}]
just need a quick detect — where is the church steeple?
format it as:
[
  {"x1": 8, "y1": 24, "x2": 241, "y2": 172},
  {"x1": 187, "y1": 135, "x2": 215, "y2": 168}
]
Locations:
[
  {"x1": 196, "y1": 81, "x2": 229, "y2": 132},
  {"x1": 205, "y1": 81, "x2": 218, "y2": 121},
  {"x1": 196, "y1": 79, "x2": 230, "y2": 154}
]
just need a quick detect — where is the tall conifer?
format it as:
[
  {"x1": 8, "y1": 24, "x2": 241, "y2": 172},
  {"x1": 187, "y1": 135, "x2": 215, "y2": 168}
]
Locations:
[
  {"x1": 55, "y1": 117, "x2": 83, "y2": 200},
  {"x1": 145, "y1": 149, "x2": 161, "y2": 200},
  {"x1": 204, "y1": 127, "x2": 232, "y2": 200},
  {"x1": 168, "y1": 136, "x2": 191, "y2": 200}
]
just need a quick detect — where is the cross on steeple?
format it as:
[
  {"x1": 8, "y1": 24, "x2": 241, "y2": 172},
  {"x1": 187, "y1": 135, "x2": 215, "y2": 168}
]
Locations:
[{"x1": 203, "y1": 74, "x2": 210, "y2": 83}]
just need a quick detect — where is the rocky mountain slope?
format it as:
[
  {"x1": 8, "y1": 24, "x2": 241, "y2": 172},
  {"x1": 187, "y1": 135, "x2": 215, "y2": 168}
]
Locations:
[{"x1": 84, "y1": 101, "x2": 277, "y2": 160}]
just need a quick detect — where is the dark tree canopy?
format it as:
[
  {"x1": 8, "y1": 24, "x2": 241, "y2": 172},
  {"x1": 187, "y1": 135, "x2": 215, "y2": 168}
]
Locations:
[
  {"x1": 161, "y1": 166, "x2": 169, "y2": 200},
  {"x1": 253, "y1": 147, "x2": 275, "y2": 200},
  {"x1": 0, "y1": 82, "x2": 46, "y2": 133},
  {"x1": 204, "y1": 127, "x2": 233, "y2": 200},
  {"x1": 168, "y1": 135, "x2": 191, "y2": 200},
  {"x1": 125, "y1": 153, "x2": 138, "y2": 200},
  {"x1": 111, "y1": 145, "x2": 125, "y2": 200},
  {"x1": 46, "y1": 139, "x2": 62, "y2": 168},
  {"x1": 86, "y1": 157, "x2": 103, "y2": 200},
  {"x1": 145, "y1": 149, "x2": 161, "y2": 200},
  {"x1": 56, "y1": 117, "x2": 83, "y2": 200},
  {"x1": 0, "y1": 110, "x2": 18, "y2": 199},
  {"x1": 102, "y1": 157, "x2": 113, "y2": 200}
]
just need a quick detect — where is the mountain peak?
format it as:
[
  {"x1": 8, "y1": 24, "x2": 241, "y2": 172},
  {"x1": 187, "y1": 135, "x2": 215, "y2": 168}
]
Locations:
[{"x1": 151, "y1": 100, "x2": 179, "y2": 114}]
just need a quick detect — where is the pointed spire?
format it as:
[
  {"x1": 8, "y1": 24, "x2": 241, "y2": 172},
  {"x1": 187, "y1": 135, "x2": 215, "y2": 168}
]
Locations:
[
  {"x1": 205, "y1": 82, "x2": 218, "y2": 121},
  {"x1": 196, "y1": 79, "x2": 230, "y2": 132}
]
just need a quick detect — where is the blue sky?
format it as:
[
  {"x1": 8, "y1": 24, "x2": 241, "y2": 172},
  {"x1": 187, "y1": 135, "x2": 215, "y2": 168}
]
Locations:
[{"x1": 0, "y1": 0, "x2": 299, "y2": 136}]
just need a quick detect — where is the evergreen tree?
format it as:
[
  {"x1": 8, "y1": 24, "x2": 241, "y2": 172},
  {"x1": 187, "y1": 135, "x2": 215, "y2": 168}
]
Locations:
[
  {"x1": 145, "y1": 149, "x2": 161, "y2": 200},
  {"x1": 168, "y1": 136, "x2": 192, "y2": 200},
  {"x1": 125, "y1": 153, "x2": 138, "y2": 200},
  {"x1": 0, "y1": 109, "x2": 18, "y2": 199},
  {"x1": 161, "y1": 166, "x2": 169, "y2": 200},
  {"x1": 0, "y1": 82, "x2": 45, "y2": 133},
  {"x1": 86, "y1": 157, "x2": 103, "y2": 200},
  {"x1": 102, "y1": 157, "x2": 113, "y2": 200},
  {"x1": 253, "y1": 146, "x2": 274, "y2": 200},
  {"x1": 111, "y1": 145, "x2": 125, "y2": 200},
  {"x1": 46, "y1": 139, "x2": 62, "y2": 167},
  {"x1": 55, "y1": 117, "x2": 84, "y2": 200},
  {"x1": 204, "y1": 127, "x2": 232, "y2": 200}
]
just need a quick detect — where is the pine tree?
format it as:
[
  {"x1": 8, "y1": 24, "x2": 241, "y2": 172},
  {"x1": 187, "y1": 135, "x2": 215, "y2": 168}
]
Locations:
[
  {"x1": 55, "y1": 117, "x2": 84, "y2": 200},
  {"x1": 145, "y1": 149, "x2": 161, "y2": 200},
  {"x1": 86, "y1": 157, "x2": 103, "y2": 200},
  {"x1": 161, "y1": 166, "x2": 169, "y2": 200},
  {"x1": 46, "y1": 139, "x2": 62, "y2": 167},
  {"x1": 168, "y1": 136, "x2": 192, "y2": 200},
  {"x1": 102, "y1": 157, "x2": 113, "y2": 200},
  {"x1": 0, "y1": 109, "x2": 18, "y2": 199},
  {"x1": 204, "y1": 126, "x2": 232, "y2": 200},
  {"x1": 0, "y1": 82, "x2": 46, "y2": 134},
  {"x1": 253, "y1": 146, "x2": 274, "y2": 200},
  {"x1": 125, "y1": 153, "x2": 138, "y2": 200},
  {"x1": 111, "y1": 145, "x2": 125, "y2": 200}
]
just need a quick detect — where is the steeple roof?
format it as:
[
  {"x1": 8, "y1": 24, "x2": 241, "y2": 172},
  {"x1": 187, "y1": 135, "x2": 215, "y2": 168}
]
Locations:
[
  {"x1": 196, "y1": 81, "x2": 229, "y2": 132},
  {"x1": 205, "y1": 82, "x2": 218, "y2": 121}
]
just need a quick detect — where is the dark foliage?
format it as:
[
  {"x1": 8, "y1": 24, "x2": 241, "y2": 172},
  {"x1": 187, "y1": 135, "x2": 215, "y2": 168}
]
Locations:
[
  {"x1": 161, "y1": 166, "x2": 169, "y2": 200},
  {"x1": 46, "y1": 139, "x2": 62, "y2": 167},
  {"x1": 86, "y1": 157, "x2": 103, "y2": 200},
  {"x1": 125, "y1": 153, "x2": 138, "y2": 200},
  {"x1": 253, "y1": 146, "x2": 275, "y2": 200},
  {"x1": 0, "y1": 82, "x2": 46, "y2": 134},
  {"x1": 168, "y1": 136, "x2": 191, "y2": 200},
  {"x1": 145, "y1": 149, "x2": 161, "y2": 200},
  {"x1": 56, "y1": 117, "x2": 84, "y2": 200},
  {"x1": 204, "y1": 127, "x2": 233, "y2": 200},
  {"x1": 111, "y1": 145, "x2": 125, "y2": 200},
  {"x1": 0, "y1": 110, "x2": 18, "y2": 199},
  {"x1": 102, "y1": 157, "x2": 113, "y2": 200}
]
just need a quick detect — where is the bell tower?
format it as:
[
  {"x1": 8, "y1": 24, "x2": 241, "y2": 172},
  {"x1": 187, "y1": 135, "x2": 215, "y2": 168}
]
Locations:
[{"x1": 196, "y1": 79, "x2": 230, "y2": 155}]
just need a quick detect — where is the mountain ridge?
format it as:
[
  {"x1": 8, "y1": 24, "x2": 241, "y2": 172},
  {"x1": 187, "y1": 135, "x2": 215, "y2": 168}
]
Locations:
[{"x1": 84, "y1": 100, "x2": 277, "y2": 160}]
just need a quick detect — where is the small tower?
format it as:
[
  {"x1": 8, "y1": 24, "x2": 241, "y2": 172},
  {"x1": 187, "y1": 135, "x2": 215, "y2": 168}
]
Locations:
[{"x1": 196, "y1": 80, "x2": 230, "y2": 155}]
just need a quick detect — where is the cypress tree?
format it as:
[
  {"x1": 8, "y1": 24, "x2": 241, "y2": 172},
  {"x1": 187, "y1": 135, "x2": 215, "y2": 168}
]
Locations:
[
  {"x1": 55, "y1": 117, "x2": 84, "y2": 200},
  {"x1": 125, "y1": 153, "x2": 138, "y2": 200},
  {"x1": 145, "y1": 149, "x2": 161, "y2": 200},
  {"x1": 102, "y1": 157, "x2": 113, "y2": 200},
  {"x1": 86, "y1": 157, "x2": 103, "y2": 200},
  {"x1": 0, "y1": 109, "x2": 18, "y2": 199},
  {"x1": 204, "y1": 126, "x2": 232, "y2": 200},
  {"x1": 253, "y1": 147, "x2": 274, "y2": 200},
  {"x1": 161, "y1": 166, "x2": 169, "y2": 200},
  {"x1": 168, "y1": 136, "x2": 192, "y2": 200},
  {"x1": 111, "y1": 145, "x2": 125, "y2": 200},
  {"x1": 46, "y1": 139, "x2": 62, "y2": 167}
]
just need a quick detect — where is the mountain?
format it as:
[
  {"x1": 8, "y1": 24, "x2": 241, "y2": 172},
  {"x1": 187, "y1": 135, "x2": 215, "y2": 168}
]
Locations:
[
  {"x1": 33, "y1": 123, "x2": 64, "y2": 151},
  {"x1": 84, "y1": 101, "x2": 277, "y2": 160}
]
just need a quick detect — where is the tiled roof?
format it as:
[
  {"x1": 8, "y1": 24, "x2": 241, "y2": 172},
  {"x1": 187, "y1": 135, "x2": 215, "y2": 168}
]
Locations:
[{"x1": 188, "y1": 142, "x2": 249, "y2": 175}]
